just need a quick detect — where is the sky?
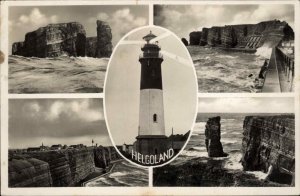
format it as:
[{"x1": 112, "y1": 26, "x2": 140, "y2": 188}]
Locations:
[
  {"x1": 9, "y1": 5, "x2": 149, "y2": 54},
  {"x1": 198, "y1": 97, "x2": 294, "y2": 114},
  {"x1": 9, "y1": 98, "x2": 112, "y2": 149},
  {"x1": 154, "y1": 4, "x2": 294, "y2": 40},
  {"x1": 105, "y1": 26, "x2": 198, "y2": 145}
]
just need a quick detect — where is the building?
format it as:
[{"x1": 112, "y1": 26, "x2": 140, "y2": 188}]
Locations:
[
  {"x1": 122, "y1": 143, "x2": 133, "y2": 154},
  {"x1": 27, "y1": 147, "x2": 41, "y2": 152},
  {"x1": 133, "y1": 31, "x2": 170, "y2": 157},
  {"x1": 50, "y1": 144, "x2": 62, "y2": 151}
]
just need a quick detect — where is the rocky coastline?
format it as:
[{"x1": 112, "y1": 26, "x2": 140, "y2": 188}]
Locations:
[
  {"x1": 9, "y1": 146, "x2": 121, "y2": 187},
  {"x1": 188, "y1": 20, "x2": 294, "y2": 50},
  {"x1": 153, "y1": 115, "x2": 295, "y2": 187},
  {"x1": 12, "y1": 20, "x2": 112, "y2": 58}
]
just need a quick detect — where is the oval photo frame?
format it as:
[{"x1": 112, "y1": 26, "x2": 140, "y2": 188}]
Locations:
[{"x1": 104, "y1": 25, "x2": 198, "y2": 168}]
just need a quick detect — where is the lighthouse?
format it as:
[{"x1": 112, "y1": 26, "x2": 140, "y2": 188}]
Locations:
[{"x1": 133, "y1": 31, "x2": 171, "y2": 162}]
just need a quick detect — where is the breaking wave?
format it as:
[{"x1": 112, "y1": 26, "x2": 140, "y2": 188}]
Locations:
[{"x1": 9, "y1": 55, "x2": 108, "y2": 93}]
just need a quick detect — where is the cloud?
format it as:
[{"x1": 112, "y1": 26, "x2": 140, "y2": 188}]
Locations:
[
  {"x1": 9, "y1": 99, "x2": 108, "y2": 148},
  {"x1": 45, "y1": 99, "x2": 103, "y2": 122},
  {"x1": 13, "y1": 8, "x2": 58, "y2": 29},
  {"x1": 154, "y1": 4, "x2": 294, "y2": 39},
  {"x1": 89, "y1": 8, "x2": 147, "y2": 45}
]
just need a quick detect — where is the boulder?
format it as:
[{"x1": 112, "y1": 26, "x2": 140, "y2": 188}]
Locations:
[{"x1": 205, "y1": 116, "x2": 227, "y2": 157}]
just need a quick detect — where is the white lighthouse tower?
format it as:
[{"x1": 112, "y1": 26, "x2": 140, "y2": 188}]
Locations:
[{"x1": 134, "y1": 31, "x2": 169, "y2": 157}]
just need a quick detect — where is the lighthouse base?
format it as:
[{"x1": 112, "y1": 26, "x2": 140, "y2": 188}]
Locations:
[
  {"x1": 130, "y1": 135, "x2": 174, "y2": 165},
  {"x1": 134, "y1": 135, "x2": 170, "y2": 155}
]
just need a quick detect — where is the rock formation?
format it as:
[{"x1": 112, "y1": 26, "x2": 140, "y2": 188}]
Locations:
[
  {"x1": 96, "y1": 20, "x2": 113, "y2": 58},
  {"x1": 188, "y1": 20, "x2": 294, "y2": 49},
  {"x1": 205, "y1": 116, "x2": 227, "y2": 157},
  {"x1": 181, "y1": 38, "x2": 188, "y2": 46},
  {"x1": 13, "y1": 22, "x2": 86, "y2": 58},
  {"x1": 241, "y1": 115, "x2": 295, "y2": 185},
  {"x1": 12, "y1": 21, "x2": 112, "y2": 58},
  {"x1": 9, "y1": 155, "x2": 52, "y2": 187},
  {"x1": 153, "y1": 157, "x2": 289, "y2": 187},
  {"x1": 189, "y1": 31, "x2": 202, "y2": 45},
  {"x1": 9, "y1": 146, "x2": 121, "y2": 187},
  {"x1": 85, "y1": 37, "x2": 98, "y2": 57},
  {"x1": 26, "y1": 151, "x2": 74, "y2": 186}
]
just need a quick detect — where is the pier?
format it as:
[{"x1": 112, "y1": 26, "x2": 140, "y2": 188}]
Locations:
[{"x1": 262, "y1": 45, "x2": 294, "y2": 92}]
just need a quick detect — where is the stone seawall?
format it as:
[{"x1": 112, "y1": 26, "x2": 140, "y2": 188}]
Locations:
[
  {"x1": 241, "y1": 115, "x2": 295, "y2": 185},
  {"x1": 12, "y1": 20, "x2": 112, "y2": 58},
  {"x1": 189, "y1": 20, "x2": 294, "y2": 49},
  {"x1": 9, "y1": 146, "x2": 121, "y2": 187}
]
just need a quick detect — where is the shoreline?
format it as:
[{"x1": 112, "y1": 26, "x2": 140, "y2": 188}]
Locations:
[{"x1": 81, "y1": 159, "x2": 123, "y2": 187}]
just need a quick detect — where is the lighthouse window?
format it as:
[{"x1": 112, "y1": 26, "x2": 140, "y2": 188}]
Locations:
[{"x1": 153, "y1": 114, "x2": 157, "y2": 122}]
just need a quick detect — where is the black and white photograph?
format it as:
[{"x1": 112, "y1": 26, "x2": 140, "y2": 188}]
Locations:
[
  {"x1": 154, "y1": 4, "x2": 295, "y2": 93},
  {"x1": 104, "y1": 26, "x2": 198, "y2": 166},
  {"x1": 8, "y1": 98, "x2": 148, "y2": 187},
  {"x1": 8, "y1": 5, "x2": 149, "y2": 93},
  {"x1": 1, "y1": 0, "x2": 299, "y2": 195},
  {"x1": 153, "y1": 97, "x2": 295, "y2": 187}
]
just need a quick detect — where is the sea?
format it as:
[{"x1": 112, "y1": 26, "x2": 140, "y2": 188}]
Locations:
[
  {"x1": 85, "y1": 160, "x2": 148, "y2": 187},
  {"x1": 173, "y1": 113, "x2": 280, "y2": 181},
  {"x1": 188, "y1": 46, "x2": 272, "y2": 93},
  {"x1": 9, "y1": 55, "x2": 108, "y2": 93}
]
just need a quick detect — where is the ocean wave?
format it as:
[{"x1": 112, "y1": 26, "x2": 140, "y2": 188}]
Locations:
[
  {"x1": 255, "y1": 46, "x2": 272, "y2": 59},
  {"x1": 223, "y1": 152, "x2": 243, "y2": 171},
  {"x1": 9, "y1": 55, "x2": 107, "y2": 93},
  {"x1": 181, "y1": 150, "x2": 208, "y2": 158},
  {"x1": 190, "y1": 47, "x2": 264, "y2": 92},
  {"x1": 246, "y1": 170, "x2": 269, "y2": 180},
  {"x1": 215, "y1": 54, "x2": 237, "y2": 59}
]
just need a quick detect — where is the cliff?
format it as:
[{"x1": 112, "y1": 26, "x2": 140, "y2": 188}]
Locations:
[
  {"x1": 9, "y1": 155, "x2": 52, "y2": 187},
  {"x1": 9, "y1": 146, "x2": 121, "y2": 187},
  {"x1": 205, "y1": 116, "x2": 227, "y2": 157},
  {"x1": 189, "y1": 20, "x2": 294, "y2": 49},
  {"x1": 241, "y1": 115, "x2": 295, "y2": 185},
  {"x1": 153, "y1": 157, "x2": 288, "y2": 187},
  {"x1": 96, "y1": 20, "x2": 113, "y2": 58},
  {"x1": 12, "y1": 20, "x2": 112, "y2": 58}
]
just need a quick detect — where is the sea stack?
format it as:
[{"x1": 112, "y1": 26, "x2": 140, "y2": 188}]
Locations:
[
  {"x1": 96, "y1": 20, "x2": 113, "y2": 58},
  {"x1": 205, "y1": 116, "x2": 227, "y2": 157}
]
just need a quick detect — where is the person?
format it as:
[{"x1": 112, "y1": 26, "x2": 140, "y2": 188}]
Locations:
[{"x1": 258, "y1": 59, "x2": 269, "y2": 79}]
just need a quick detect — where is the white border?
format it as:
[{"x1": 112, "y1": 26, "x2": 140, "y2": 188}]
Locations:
[{"x1": 1, "y1": 0, "x2": 299, "y2": 195}]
